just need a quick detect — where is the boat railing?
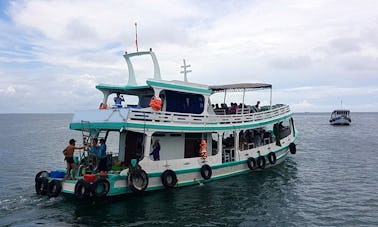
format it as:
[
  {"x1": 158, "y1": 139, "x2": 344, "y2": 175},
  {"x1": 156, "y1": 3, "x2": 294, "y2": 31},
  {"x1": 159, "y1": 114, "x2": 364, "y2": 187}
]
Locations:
[{"x1": 127, "y1": 104, "x2": 291, "y2": 125}]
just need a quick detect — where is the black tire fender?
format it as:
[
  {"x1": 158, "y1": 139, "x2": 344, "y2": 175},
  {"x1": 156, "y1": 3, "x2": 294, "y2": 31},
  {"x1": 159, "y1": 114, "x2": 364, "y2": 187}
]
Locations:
[
  {"x1": 257, "y1": 156, "x2": 266, "y2": 169},
  {"x1": 200, "y1": 164, "x2": 212, "y2": 180},
  {"x1": 35, "y1": 171, "x2": 49, "y2": 182},
  {"x1": 128, "y1": 169, "x2": 149, "y2": 193},
  {"x1": 47, "y1": 179, "x2": 62, "y2": 197},
  {"x1": 92, "y1": 178, "x2": 110, "y2": 197},
  {"x1": 161, "y1": 170, "x2": 178, "y2": 189},
  {"x1": 289, "y1": 143, "x2": 296, "y2": 154},
  {"x1": 247, "y1": 157, "x2": 257, "y2": 170},
  {"x1": 75, "y1": 179, "x2": 92, "y2": 199},
  {"x1": 35, "y1": 177, "x2": 49, "y2": 195},
  {"x1": 268, "y1": 152, "x2": 277, "y2": 165}
]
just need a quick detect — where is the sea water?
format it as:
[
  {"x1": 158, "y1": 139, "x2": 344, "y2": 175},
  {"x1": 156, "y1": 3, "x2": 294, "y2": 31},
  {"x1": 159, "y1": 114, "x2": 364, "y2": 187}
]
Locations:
[{"x1": 0, "y1": 113, "x2": 377, "y2": 226}]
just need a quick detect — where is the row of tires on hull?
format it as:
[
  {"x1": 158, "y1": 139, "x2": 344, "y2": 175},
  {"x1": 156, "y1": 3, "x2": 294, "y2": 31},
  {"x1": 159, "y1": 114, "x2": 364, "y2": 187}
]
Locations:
[
  {"x1": 247, "y1": 143, "x2": 296, "y2": 170},
  {"x1": 130, "y1": 143, "x2": 296, "y2": 192},
  {"x1": 247, "y1": 152, "x2": 276, "y2": 170},
  {"x1": 35, "y1": 171, "x2": 110, "y2": 199},
  {"x1": 127, "y1": 164, "x2": 213, "y2": 192}
]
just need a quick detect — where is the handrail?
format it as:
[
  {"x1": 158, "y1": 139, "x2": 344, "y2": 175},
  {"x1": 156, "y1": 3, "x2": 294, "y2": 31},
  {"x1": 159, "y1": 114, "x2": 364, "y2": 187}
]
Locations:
[{"x1": 127, "y1": 104, "x2": 291, "y2": 125}]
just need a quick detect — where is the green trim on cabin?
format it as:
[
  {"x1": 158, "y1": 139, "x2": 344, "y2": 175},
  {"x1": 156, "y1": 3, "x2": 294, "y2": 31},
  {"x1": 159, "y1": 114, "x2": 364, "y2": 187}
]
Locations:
[
  {"x1": 69, "y1": 113, "x2": 292, "y2": 131},
  {"x1": 147, "y1": 80, "x2": 212, "y2": 94}
]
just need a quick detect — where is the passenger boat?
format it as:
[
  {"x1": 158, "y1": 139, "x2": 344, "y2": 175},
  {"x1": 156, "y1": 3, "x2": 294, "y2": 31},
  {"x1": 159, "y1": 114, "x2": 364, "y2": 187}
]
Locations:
[
  {"x1": 34, "y1": 49, "x2": 298, "y2": 199},
  {"x1": 329, "y1": 109, "x2": 351, "y2": 125}
]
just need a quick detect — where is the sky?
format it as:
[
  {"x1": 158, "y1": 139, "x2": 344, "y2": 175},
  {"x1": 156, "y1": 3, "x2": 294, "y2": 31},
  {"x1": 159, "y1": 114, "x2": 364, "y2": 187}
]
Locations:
[{"x1": 0, "y1": 0, "x2": 377, "y2": 113}]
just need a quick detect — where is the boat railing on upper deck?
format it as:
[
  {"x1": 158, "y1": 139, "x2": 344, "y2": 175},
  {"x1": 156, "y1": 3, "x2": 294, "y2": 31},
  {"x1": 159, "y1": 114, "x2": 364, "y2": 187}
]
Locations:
[{"x1": 127, "y1": 104, "x2": 291, "y2": 125}]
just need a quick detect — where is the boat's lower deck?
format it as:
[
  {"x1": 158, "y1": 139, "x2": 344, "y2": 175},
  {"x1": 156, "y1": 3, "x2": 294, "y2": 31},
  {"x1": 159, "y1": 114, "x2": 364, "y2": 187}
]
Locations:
[{"x1": 35, "y1": 142, "x2": 296, "y2": 199}]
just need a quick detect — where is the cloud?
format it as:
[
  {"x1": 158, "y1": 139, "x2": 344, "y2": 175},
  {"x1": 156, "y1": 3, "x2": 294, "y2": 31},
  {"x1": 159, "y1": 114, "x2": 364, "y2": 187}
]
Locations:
[
  {"x1": 0, "y1": 85, "x2": 16, "y2": 96},
  {"x1": 1, "y1": 0, "x2": 378, "y2": 113},
  {"x1": 270, "y1": 56, "x2": 312, "y2": 69}
]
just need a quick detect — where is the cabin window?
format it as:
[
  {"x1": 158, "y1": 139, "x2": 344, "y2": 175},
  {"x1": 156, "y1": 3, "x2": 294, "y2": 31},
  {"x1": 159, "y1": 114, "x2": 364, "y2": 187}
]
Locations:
[
  {"x1": 150, "y1": 132, "x2": 213, "y2": 160},
  {"x1": 164, "y1": 90, "x2": 204, "y2": 114},
  {"x1": 211, "y1": 132, "x2": 219, "y2": 155},
  {"x1": 140, "y1": 95, "x2": 153, "y2": 108},
  {"x1": 274, "y1": 119, "x2": 291, "y2": 140}
]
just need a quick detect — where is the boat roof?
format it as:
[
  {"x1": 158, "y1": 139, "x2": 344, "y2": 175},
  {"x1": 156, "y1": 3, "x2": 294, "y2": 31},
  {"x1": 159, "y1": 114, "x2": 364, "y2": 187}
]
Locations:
[
  {"x1": 96, "y1": 82, "x2": 272, "y2": 96},
  {"x1": 209, "y1": 83, "x2": 272, "y2": 93},
  {"x1": 332, "y1": 109, "x2": 350, "y2": 112},
  {"x1": 96, "y1": 84, "x2": 152, "y2": 96},
  {"x1": 96, "y1": 79, "x2": 212, "y2": 96}
]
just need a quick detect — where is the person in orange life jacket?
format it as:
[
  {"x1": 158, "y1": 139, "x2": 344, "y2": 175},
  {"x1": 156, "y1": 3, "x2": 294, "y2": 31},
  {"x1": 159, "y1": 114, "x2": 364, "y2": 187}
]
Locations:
[
  {"x1": 199, "y1": 139, "x2": 208, "y2": 158},
  {"x1": 62, "y1": 139, "x2": 85, "y2": 180}
]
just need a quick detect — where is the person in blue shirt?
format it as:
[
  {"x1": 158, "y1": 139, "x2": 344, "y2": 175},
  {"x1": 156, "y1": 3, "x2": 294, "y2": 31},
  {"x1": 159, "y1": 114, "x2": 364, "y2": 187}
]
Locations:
[
  {"x1": 97, "y1": 138, "x2": 108, "y2": 177},
  {"x1": 114, "y1": 93, "x2": 124, "y2": 108},
  {"x1": 89, "y1": 138, "x2": 100, "y2": 156}
]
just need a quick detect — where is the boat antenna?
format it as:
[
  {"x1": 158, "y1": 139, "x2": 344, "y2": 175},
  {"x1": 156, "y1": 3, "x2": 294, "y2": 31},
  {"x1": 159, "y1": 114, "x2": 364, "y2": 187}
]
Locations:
[
  {"x1": 180, "y1": 59, "x2": 192, "y2": 82},
  {"x1": 135, "y1": 22, "x2": 139, "y2": 52}
]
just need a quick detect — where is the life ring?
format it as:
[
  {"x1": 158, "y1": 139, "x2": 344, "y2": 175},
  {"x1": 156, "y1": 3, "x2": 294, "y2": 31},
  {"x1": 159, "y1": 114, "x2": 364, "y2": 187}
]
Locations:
[
  {"x1": 200, "y1": 164, "x2": 212, "y2": 180},
  {"x1": 268, "y1": 152, "x2": 277, "y2": 165},
  {"x1": 35, "y1": 177, "x2": 49, "y2": 195},
  {"x1": 149, "y1": 96, "x2": 162, "y2": 111},
  {"x1": 75, "y1": 179, "x2": 92, "y2": 199},
  {"x1": 35, "y1": 170, "x2": 49, "y2": 182},
  {"x1": 47, "y1": 179, "x2": 62, "y2": 197},
  {"x1": 257, "y1": 156, "x2": 266, "y2": 169},
  {"x1": 289, "y1": 143, "x2": 296, "y2": 154},
  {"x1": 161, "y1": 170, "x2": 178, "y2": 189},
  {"x1": 92, "y1": 178, "x2": 110, "y2": 197},
  {"x1": 247, "y1": 157, "x2": 257, "y2": 170},
  {"x1": 128, "y1": 169, "x2": 149, "y2": 192}
]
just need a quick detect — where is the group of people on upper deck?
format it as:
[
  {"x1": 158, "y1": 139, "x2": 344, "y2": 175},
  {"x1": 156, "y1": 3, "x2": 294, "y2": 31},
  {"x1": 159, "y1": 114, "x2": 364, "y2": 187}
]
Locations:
[{"x1": 212, "y1": 101, "x2": 260, "y2": 115}]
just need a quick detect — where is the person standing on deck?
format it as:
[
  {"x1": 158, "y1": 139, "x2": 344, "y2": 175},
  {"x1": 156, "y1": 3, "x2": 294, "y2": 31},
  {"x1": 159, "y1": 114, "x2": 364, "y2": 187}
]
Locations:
[
  {"x1": 150, "y1": 140, "x2": 160, "y2": 161},
  {"x1": 62, "y1": 139, "x2": 85, "y2": 180},
  {"x1": 255, "y1": 101, "x2": 260, "y2": 111},
  {"x1": 97, "y1": 138, "x2": 108, "y2": 176},
  {"x1": 114, "y1": 93, "x2": 125, "y2": 108}
]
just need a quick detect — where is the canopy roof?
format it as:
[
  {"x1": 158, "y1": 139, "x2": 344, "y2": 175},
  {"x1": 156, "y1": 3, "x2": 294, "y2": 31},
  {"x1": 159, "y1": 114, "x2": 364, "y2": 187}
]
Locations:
[
  {"x1": 96, "y1": 84, "x2": 152, "y2": 96},
  {"x1": 209, "y1": 83, "x2": 272, "y2": 93}
]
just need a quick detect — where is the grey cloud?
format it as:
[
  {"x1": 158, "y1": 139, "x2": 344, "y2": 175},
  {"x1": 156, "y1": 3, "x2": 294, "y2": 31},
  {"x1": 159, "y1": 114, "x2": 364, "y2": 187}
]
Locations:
[
  {"x1": 330, "y1": 37, "x2": 361, "y2": 54},
  {"x1": 63, "y1": 19, "x2": 99, "y2": 42},
  {"x1": 269, "y1": 56, "x2": 311, "y2": 69},
  {"x1": 340, "y1": 56, "x2": 378, "y2": 72}
]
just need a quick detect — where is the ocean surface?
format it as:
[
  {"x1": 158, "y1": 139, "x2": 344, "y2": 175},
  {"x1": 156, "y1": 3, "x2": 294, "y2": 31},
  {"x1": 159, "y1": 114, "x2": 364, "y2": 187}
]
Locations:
[{"x1": 0, "y1": 113, "x2": 378, "y2": 226}]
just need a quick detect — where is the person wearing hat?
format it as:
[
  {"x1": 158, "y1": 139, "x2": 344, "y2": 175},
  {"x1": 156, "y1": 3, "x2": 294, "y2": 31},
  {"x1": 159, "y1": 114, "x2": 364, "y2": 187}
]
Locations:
[{"x1": 62, "y1": 139, "x2": 85, "y2": 180}]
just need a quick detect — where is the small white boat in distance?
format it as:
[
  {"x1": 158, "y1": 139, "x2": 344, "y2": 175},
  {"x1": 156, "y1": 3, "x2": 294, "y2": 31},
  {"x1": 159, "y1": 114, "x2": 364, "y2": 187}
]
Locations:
[{"x1": 329, "y1": 109, "x2": 351, "y2": 125}]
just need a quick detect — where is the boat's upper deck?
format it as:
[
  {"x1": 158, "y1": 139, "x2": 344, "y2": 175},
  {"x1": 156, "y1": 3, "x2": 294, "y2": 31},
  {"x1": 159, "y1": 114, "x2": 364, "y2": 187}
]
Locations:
[
  {"x1": 70, "y1": 104, "x2": 292, "y2": 131},
  {"x1": 70, "y1": 49, "x2": 292, "y2": 131}
]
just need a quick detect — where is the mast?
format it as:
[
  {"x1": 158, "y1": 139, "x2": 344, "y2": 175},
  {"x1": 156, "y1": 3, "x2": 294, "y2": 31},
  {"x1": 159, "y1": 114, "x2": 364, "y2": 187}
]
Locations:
[
  {"x1": 135, "y1": 22, "x2": 139, "y2": 52},
  {"x1": 180, "y1": 59, "x2": 192, "y2": 82}
]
